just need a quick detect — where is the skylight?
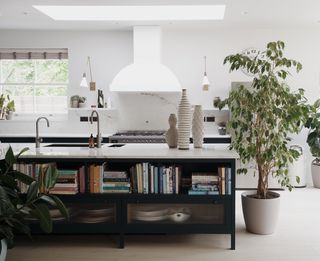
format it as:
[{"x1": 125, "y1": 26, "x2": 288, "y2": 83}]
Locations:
[{"x1": 33, "y1": 5, "x2": 225, "y2": 21}]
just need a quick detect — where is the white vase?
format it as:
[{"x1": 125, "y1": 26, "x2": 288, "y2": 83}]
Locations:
[
  {"x1": 177, "y1": 89, "x2": 191, "y2": 150},
  {"x1": 192, "y1": 105, "x2": 204, "y2": 148}
]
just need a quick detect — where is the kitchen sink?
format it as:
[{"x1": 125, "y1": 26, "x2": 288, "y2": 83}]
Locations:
[
  {"x1": 45, "y1": 143, "x2": 96, "y2": 147},
  {"x1": 108, "y1": 144, "x2": 126, "y2": 148}
]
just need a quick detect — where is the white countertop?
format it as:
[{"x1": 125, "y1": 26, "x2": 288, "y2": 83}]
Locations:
[
  {"x1": 0, "y1": 133, "x2": 230, "y2": 138},
  {"x1": 2, "y1": 143, "x2": 238, "y2": 160}
]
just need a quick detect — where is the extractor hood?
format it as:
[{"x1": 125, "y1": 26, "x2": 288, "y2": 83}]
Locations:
[{"x1": 110, "y1": 26, "x2": 181, "y2": 92}]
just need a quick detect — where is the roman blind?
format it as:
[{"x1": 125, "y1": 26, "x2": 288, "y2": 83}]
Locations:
[{"x1": 0, "y1": 48, "x2": 68, "y2": 60}]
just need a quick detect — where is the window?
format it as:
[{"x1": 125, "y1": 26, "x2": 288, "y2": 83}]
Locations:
[{"x1": 0, "y1": 49, "x2": 68, "y2": 114}]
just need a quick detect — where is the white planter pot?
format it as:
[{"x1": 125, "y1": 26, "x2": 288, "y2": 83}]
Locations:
[
  {"x1": 5, "y1": 111, "x2": 13, "y2": 120},
  {"x1": 0, "y1": 239, "x2": 7, "y2": 261},
  {"x1": 311, "y1": 160, "x2": 320, "y2": 188},
  {"x1": 241, "y1": 191, "x2": 280, "y2": 235}
]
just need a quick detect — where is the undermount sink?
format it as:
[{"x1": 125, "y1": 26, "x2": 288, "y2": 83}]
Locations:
[
  {"x1": 108, "y1": 144, "x2": 126, "y2": 148},
  {"x1": 45, "y1": 143, "x2": 96, "y2": 147}
]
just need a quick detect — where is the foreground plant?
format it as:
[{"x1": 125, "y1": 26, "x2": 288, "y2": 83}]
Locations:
[
  {"x1": 220, "y1": 41, "x2": 310, "y2": 199},
  {"x1": 0, "y1": 146, "x2": 69, "y2": 247}
]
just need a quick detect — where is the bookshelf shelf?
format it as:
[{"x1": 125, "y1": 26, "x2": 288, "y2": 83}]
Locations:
[{"x1": 17, "y1": 156, "x2": 236, "y2": 250}]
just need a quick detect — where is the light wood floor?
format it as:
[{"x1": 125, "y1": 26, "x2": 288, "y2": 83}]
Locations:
[{"x1": 7, "y1": 188, "x2": 320, "y2": 261}]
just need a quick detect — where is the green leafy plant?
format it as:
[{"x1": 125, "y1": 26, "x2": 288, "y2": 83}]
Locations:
[
  {"x1": 78, "y1": 97, "x2": 86, "y2": 103},
  {"x1": 0, "y1": 94, "x2": 5, "y2": 108},
  {"x1": 305, "y1": 99, "x2": 320, "y2": 162},
  {"x1": 219, "y1": 41, "x2": 310, "y2": 199},
  {"x1": 6, "y1": 95, "x2": 15, "y2": 113},
  {"x1": 0, "y1": 147, "x2": 69, "y2": 248}
]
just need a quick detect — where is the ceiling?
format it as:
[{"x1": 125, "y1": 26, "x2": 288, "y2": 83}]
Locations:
[{"x1": 0, "y1": 0, "x2": 320, "y2": 30}]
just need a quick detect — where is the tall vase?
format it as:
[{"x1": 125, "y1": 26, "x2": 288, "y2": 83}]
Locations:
[
  {"x1": 192, "y1": 105, "x2": 204, "y2": 148},
  {"x1": 177, "y1": 89, "x2": 191, "y2": 150}
]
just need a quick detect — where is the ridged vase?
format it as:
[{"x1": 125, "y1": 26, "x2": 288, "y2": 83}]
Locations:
[
  {"x1": 192, "y1": 105, "x2": 204, "y2": 148},
  {"x1": 177, "y1": 89, "x2": 191, "y2": 150}
]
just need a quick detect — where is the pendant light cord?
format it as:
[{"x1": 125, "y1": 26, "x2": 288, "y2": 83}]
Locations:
[
  {"x1": 87, "y1": 56, "x2": 93, "y2": 82},
  {"x1": 204, "y1": 56, "x2": 207, "y2": 76}
]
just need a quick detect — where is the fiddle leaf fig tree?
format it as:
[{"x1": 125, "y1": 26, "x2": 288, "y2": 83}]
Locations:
[{"x1": 219, "y1": 41, "x2": 310, "y2": 199}]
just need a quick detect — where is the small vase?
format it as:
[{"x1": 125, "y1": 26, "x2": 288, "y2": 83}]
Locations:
[
  {"x1": 165, "y1": 114, "x2": 178, "y2": 148},
  {"x1": 177, "y1": 89, "x2": 191, "y2": 150},
  {"x1": 192, "y1": 105, "x2": 204, "y2": 148}
]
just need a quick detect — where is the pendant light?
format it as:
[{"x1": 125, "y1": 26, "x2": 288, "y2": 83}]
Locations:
[
  {"x1": 80, "y1": 72, "x2": 88, "y2": 88},
  {"x1": 202, "y1": 56, "x2": 210, "y2": 91},
  {"x1": 80, "y1": 56, "x2": 96, "y2": 90}
]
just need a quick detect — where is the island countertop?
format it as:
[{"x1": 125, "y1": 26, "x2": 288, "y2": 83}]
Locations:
[{"x1": 1, "y1": 143, "x2": 238, "y2": 160}]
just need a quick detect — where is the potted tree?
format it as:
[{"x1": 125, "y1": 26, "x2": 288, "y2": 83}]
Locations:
[
  {"x1": 219, "y1": 41, "x2": 310, "y2": 234},
  {"x1": 305, "y1": 100, "x2": 320, "y2": 188},
  {"x1": 0, "y1": 146, "x2": 69, "y2": 260}
]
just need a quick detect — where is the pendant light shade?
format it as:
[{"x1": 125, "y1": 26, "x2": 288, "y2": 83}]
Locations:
[
  {"x1": 202, "y1": 56, "x2": 210, "y2": 91},
  {"x1": 80, "y1": 72, "x2": 88, "y2": 88}
]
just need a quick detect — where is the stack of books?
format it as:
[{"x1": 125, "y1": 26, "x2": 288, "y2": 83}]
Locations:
[
  {"x1": 188, "y1": 172, "x2": 220, "y2": 195},
  {"x1": 50, "y1": 169, "x2": 78, "y2": 195},
  {"x1": 188, "y1": 167, "x2": 232, "y2": 195},
  {"x1": 102, "y1": 171, "x2": 130, "y2": 193},
  {"x1": 130, "y1": 163, "x2": 181, "y2": 194}
]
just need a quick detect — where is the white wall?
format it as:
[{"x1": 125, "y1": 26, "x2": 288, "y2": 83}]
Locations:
[{"x1": 0, "y1": 28, "x2": 319, "y2": 184}]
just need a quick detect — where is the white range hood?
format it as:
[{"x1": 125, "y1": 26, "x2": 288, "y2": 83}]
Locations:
[{"x1": 110, "y1": 26, "x2": 181, "y2": 92}]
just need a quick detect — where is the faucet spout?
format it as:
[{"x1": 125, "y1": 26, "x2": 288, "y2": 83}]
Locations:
[
  {"x1": 90, "y1": 110, "x2": 102, "y2": 148},
  {"x1": 36, "y1": 117, "x2": 50, "y2": 148}
]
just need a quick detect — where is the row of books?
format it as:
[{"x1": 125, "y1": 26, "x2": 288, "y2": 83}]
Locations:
[
  {"x1": 14, "y1": 163, "x2": 231, "y2": 195},
  {"x1": 14, "y1": 163, "x2": 79, "y2": 194},
  {"x1": 129, "y1": 163, "x2": 182, "y2": 194},
  {"x1": 188, "y1": 167, "x2": 232, "y2": 195}
]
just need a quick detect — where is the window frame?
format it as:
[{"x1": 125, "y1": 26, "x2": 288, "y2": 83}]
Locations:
[{"x1": 0, "y1": 57, "x2": 69, "y2": 118}]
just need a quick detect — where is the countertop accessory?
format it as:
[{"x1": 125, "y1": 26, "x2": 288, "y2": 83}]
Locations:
[
  {"x1": 90, "y1": 110, "x2": 102, "y2": 148},
  {"x1": 78, "y1": 96, "x2": 87, "y2": 108},
  {"x1": 70, "y1": 95, "x2": 80, "y2": 108},
  {"x1": 217, "y1": 121, "x2": 227, "y2": 135},
  {"x1": 89, "y1": 134, "x2": 95, "y2": 148},
  {"x1": 192, "y1": 105, "x2": 204, "y2": 148},
  {"x1": 202, "y1": 56, "x2": 210, "y2": 91},
  {"x1": 80, "y1": 56, "x2": 96, "y2": 91},
  {"x1": 98, "y1": 89, "x2": 104, "y2": 108},
  {"x1": 35, "y1": 116, "x2": 50, "y2": 148},
  {"x1": 213, "y1": 96, "x2": 221, "y2": 108},
  {"x1": 165, "y1": 114, "x2": 178, "y2": 148},
  {"x1": 177, "y1": 89, "x2": 191, "y2": 150}
]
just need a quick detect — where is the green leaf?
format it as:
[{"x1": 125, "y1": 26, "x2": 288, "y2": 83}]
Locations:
[
  {"x1": 50, "y1": 195, "x2": 69, "y2": 221},
  {"x1": 15, "y1": 147, "x2": 29, "y2": 160},
  {"x1": 13, "y1": 170, "x2": 34, "y2": 185},
  {"x1": 5, "y1": 147, "x2": 16, "y2": 166},
  {"x1": 26, "y1": 181, "x2": 39, "y2": 204},
  {"x1": 31, "y1": 203, "x2": 52, "y2": 233}
]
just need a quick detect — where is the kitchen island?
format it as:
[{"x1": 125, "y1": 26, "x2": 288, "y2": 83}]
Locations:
[{"x1": 6, "y1": 144, "x2": 238, "y2": 249}]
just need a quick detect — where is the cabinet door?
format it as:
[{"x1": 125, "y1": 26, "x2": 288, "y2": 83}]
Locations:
[{"x1": 127, "y1": 202, "x2": 225, "y2": 225}]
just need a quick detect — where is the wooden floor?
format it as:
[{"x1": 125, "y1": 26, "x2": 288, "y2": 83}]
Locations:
[{"x1": 7, "y1": 188, "x2": 320, "y2": 261}]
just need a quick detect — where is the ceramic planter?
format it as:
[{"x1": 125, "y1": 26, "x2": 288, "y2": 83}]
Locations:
[
  {"x1": 5, "y1": 111, "x2": 13, "y2": 120},
  {"x1": 192, "y1": 105, "x2": 204, "y2": 148},
  {"x1": 311, "y1": 159, "x2": 320, "y2": 188},
  {"x1": 177, "y1": 89, "x2": 191, "y2": 150},
  {"x1": 241, "y1": 191, "x2": 280, "y2": 235}
]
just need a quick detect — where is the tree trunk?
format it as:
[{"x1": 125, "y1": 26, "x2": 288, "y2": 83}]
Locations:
[{"x1": 257, "y1": 166, "x2": 268, "y2": 198}]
